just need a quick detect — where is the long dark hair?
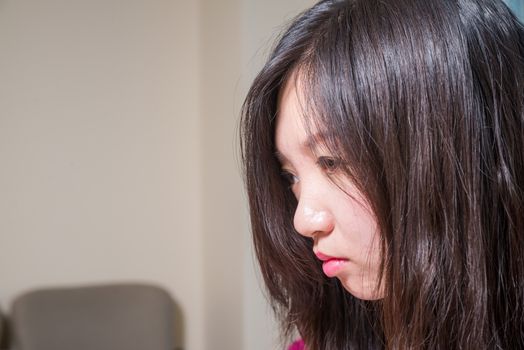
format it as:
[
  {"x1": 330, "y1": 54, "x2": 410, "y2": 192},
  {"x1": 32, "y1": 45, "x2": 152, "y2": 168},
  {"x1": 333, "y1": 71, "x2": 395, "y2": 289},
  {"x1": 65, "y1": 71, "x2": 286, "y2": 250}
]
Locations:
[{"x1": 240, "y1": 0, "x2": 524, "y2": 348}]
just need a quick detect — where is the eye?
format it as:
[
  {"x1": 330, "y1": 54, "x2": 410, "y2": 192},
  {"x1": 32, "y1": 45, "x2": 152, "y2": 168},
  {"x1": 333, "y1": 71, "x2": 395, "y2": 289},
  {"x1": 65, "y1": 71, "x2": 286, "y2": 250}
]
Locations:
[
  {"x1": 317, "y1": 156, "x2": 342, "y2": 174},
  {"x1": 281, "y1": 170, "x2": 299, "y2": 185}
]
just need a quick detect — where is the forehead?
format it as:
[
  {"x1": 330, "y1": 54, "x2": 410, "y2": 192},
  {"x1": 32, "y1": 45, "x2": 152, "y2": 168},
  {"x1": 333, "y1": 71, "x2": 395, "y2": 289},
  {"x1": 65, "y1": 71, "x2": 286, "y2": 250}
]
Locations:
[
  {"x1": 275, "y1": 75, "x2": 309, "y2": 156},
  {"x1": 275, "y1": 73, "x2": 331, "y2": 158},
  {"x1": 277, "y1": 75, "x2": 304, "y2": 128}
]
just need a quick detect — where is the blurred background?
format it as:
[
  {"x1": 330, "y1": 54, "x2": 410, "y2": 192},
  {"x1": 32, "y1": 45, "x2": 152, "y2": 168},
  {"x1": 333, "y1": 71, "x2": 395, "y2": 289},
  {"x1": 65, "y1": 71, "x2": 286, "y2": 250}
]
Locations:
[
  {"x1": 0, "y1": 0, "x2": 315, "y2": 349},
  {"x1": 505, "y1": 0, "x2": 524, "y2": 19},
  {"x1": 0, "y1": 1, "x2": 522, "y2": 350}
]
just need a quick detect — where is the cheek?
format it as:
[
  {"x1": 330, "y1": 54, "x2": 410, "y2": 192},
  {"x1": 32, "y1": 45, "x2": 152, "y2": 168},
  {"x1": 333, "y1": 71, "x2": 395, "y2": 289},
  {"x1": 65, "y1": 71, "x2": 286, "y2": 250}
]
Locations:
[{"x1": 338, "y1": 198, "x2": 381, "y2": 260}]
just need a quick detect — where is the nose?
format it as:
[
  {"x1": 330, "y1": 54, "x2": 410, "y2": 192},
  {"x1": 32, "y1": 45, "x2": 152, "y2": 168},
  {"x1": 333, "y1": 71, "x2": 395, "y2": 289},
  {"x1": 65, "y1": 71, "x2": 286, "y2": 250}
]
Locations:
[{"x1": 293, "y1": 192, "x2": 334, "y2": 238}]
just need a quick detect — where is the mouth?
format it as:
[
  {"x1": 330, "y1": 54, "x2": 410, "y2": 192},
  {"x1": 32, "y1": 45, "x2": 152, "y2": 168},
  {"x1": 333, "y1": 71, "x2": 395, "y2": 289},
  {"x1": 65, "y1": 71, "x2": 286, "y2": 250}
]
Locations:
[{"x1": 315, "y1": 251, "x2": 349, "y2": 277}]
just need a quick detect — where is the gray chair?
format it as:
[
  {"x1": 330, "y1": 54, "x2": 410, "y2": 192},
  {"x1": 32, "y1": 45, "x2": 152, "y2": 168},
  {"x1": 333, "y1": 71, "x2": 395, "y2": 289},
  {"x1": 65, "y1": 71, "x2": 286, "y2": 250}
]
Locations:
[
  {"x1": 0, "y1": 307, "x2": 5, "y2": 349},
  {"x1": 0, "y1": 308, "x2": 3, "y2": 347},
  {"x1": 11, "y1": 283, "x2": 176, "y2": 350}
]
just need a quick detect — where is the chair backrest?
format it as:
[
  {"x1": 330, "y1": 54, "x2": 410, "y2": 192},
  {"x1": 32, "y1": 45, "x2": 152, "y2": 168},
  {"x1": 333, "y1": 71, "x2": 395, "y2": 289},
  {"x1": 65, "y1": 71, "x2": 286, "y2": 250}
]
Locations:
[{"x1": 11, "y1": 283, "x2": 176, "y2": 350}]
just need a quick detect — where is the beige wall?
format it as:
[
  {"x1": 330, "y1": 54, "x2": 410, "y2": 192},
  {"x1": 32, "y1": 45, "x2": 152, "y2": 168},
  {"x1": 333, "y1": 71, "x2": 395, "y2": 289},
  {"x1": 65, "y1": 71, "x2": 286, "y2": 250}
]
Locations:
[
  {"x1": 0, "y1": 1, "x2": 202, "y2": 349},
  {"x1": 200, "y1": 1, "x2": 244, "y2": 349},
  {"x1": 0, "y1": 0, "x2": 315, "y2": 349}
]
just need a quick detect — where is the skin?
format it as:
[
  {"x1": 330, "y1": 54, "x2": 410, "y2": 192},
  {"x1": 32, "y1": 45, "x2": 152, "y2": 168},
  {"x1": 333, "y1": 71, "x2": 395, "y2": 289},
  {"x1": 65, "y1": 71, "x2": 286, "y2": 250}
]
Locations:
[{"x1": 275, "y1": 75, "x2": 383, "y2": 300}]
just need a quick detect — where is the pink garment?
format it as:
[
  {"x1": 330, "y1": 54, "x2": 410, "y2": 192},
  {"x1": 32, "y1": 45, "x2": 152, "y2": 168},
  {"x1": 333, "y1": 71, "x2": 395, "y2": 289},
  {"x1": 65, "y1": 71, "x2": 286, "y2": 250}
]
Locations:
[{"x1": 288, "y1": 339, "x2": 305, "y2": 350}]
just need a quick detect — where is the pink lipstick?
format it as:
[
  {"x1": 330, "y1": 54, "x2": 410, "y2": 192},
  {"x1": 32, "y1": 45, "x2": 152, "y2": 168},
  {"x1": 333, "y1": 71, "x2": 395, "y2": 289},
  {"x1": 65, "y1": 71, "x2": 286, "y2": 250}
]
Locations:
[{"x1": 315, "y1": 252, "x2": 348, "y2": 277}]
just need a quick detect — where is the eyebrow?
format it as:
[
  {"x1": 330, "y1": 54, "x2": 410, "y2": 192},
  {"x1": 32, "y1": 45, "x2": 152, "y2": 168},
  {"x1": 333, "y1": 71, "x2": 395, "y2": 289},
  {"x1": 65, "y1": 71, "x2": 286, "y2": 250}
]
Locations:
[
  {"x1": 305, "y1": 131, "x2": 327, "y2": 149},
  {"x1": 274, "y1": 132, "x2": 328, "y2": 165},
  {"x1": 274, "y1": 150, "x2": 289, "y2": 166}
]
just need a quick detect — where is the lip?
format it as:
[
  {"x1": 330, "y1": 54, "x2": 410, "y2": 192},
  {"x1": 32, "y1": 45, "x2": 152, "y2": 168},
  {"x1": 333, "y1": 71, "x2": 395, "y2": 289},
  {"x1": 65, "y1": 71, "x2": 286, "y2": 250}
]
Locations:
[{"x1": 315, "y1": 251, "x2": 348, "y2": 277}]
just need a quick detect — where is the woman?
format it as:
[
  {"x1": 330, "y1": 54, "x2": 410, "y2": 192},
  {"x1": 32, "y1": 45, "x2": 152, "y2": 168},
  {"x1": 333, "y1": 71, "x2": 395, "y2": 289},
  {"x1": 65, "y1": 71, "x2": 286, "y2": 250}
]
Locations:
[{"x1": 240, "y1": 0, "x2": 524, "y2": 349}]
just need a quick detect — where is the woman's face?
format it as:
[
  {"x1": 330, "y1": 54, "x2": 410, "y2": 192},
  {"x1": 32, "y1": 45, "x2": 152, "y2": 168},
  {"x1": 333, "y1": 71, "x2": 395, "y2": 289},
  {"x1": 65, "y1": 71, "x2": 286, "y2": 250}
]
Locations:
[{"x1": 275, "y1": 76, "x2": 383, "y2": 300}]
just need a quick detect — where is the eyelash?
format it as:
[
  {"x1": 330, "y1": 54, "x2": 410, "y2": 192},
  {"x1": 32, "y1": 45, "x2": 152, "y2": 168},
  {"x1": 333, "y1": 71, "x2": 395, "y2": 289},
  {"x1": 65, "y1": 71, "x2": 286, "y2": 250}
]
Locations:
[
  {"x1": 281, "y1": 170, "x2": 299, "y2": 185},
  {"x1": 280, "y1": 157, "x2": 341, "y2": 186},
  {"x1": 316, "y1": 156, "x2": 342, "y2": 173}
]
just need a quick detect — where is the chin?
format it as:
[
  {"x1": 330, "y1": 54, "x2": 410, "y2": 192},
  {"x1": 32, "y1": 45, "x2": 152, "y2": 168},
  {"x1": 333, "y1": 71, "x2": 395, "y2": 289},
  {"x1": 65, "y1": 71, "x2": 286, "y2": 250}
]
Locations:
[{"x1": 340, "y1": 278, "x2": 384, "y2": 301}]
